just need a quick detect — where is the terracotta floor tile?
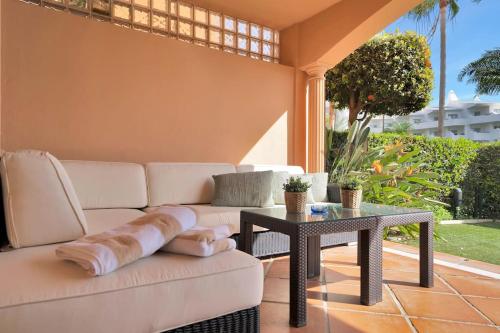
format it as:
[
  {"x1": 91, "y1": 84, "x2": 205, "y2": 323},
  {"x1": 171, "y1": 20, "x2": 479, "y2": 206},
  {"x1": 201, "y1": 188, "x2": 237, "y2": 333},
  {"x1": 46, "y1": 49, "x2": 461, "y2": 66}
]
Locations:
[
  {"x1": 465, "y1": 296, "x2": 500, "y2": 325},
  {"x1": 444, "y1": 275, "x2": 500, "y2": 298},
  {"x1": 325, "y1": 283, "x2": 400, "y2": 314},
  {"x1": 328, "y1": 309, "x2": 413, "y2": 333},
  {"x1": 263, "y1": 277, "x2": 290, "y2": 303},
  {"x1": 263, "y1": 277, "x2": 325, "y2": 305},
  {"x1": 381, "y1": 253, "x2": 419, "y2": 272},
  {"x1": 411, "y1": 318, "x2": 498, "y2": 333},
  {"x1": 324, "y1": 265, "x2": 360, "y2": 285},
  {"x1": 393, "y1": 289, "x2": 489, "y2": 323},
  {"x1": 383, "y1": 270, "x2": 453, "y2": 293},
  {"x1": 267, "y1": 260, "x2": 290, "y2": 279},
  {"x1": 260, "y1": 302, "x2": 327, "y2": 333}
]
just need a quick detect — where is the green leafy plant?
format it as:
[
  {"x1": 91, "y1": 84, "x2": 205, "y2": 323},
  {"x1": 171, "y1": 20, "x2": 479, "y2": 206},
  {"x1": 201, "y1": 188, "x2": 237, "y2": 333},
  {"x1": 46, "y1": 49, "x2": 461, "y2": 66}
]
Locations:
[
  {"x1": 341, "y1": 177, "x2": 363, "y2": 190},
  {"x1": 363, "y1": 141, "x2": 448, "y2": 239},
  {"x1": 458, "y1": 48, "x2": 500, "y2": 95},
  {"x1": 329, "y1": 117, "x2": 379, "y2": 184},
  {"x1": 283, "y1": 177, "x2": 311, "y2": 193}
]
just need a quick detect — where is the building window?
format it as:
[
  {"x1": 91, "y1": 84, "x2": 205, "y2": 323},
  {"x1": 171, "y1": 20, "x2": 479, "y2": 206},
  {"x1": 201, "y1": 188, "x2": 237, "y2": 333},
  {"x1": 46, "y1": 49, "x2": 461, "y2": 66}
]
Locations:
[
  {"x1": 27, "y1": 0, "x2": 280, "y2": 63},
  {"x1": 433, "y1": 116, "x2": 438, "y2": 121},
  {"x1": 474, "y1": 111, "x2": 481, "y2": 116},
  {"x1": 449, "y1": 114, "x2": 458, "y2": 119},
  {"x1": 494, "y1": 125, "x2": 500, "y2": 130},
  {"x1": 413, "y1": 119, "x2": 422, "y2": 124}
]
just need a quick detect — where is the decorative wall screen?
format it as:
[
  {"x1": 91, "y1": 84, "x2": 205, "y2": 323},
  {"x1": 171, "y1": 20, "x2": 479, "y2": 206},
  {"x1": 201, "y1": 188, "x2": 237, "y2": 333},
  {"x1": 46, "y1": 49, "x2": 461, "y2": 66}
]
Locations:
[{"x1": 25, "y1": 0, "x2": 280, "y2": 63}]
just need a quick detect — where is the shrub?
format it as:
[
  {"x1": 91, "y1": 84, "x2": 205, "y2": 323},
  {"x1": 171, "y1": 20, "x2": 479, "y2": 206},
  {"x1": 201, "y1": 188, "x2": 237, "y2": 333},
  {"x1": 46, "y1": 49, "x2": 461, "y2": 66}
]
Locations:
[
  {"x1": 461, "y1": 143, "x2": 500, "y2": 219},
  {"x1": 368, "y1": 134, "x2": 481, "y2": 198}
]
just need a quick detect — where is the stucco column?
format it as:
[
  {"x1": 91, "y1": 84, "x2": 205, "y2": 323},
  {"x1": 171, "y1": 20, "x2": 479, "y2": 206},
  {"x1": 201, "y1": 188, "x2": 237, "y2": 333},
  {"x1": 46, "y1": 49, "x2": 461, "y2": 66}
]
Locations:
[{"x1": 304, "y1": 64, "x2": 328, "y2": 173}]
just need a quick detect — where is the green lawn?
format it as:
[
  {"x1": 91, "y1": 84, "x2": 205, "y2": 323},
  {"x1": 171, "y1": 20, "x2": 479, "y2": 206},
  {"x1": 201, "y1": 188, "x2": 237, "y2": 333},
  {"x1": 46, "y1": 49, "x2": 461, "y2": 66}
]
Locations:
[{"x1": 397, "y1": 222, "x2": 500, "y2": 265}]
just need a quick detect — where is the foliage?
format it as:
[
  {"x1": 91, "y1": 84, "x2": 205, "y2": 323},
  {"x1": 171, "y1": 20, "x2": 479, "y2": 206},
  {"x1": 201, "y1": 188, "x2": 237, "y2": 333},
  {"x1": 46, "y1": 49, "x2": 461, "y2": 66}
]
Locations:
[
  {"x1": 328, "y1": 117, "x2": 379, "y2": 184},
  {"x1": 458, "y1": 48, "x2": 500, "y2": 95},
  {"x1": 282, "y1": 176, "x2": 311, "y2": 193},
  {"x1": 325, "y1": 32, "x2": 433, "y2": 124},
  {"x1": 461, "y1": 143, "x2": 500, "y2": 219},
  {"x1": 341, "y1": 176, "x2": 363, "y2": 190},
  {"x1": 368, "y1": 133, "x2": 481, "y2": 200},
  {"x1": 362, "y1": 141, "x2": 447, "y2": 239}
]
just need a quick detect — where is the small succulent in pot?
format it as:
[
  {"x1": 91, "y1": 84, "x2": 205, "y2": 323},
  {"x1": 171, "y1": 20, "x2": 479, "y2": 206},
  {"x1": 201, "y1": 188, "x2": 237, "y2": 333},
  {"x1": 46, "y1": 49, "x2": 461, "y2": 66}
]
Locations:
[
  {"x1": 340, "y1": 176, "x2": 363, "y2": 209},
  {"x1": 283, "y1": 176, "x2": 311, "y2": 213}
]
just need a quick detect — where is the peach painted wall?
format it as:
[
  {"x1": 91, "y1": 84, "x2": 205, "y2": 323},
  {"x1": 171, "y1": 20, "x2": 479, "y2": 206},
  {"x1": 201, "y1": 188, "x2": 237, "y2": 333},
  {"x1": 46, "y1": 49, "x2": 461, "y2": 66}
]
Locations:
[{"x1": 1, "y1": 0, "x2": 298, "y2": 165}]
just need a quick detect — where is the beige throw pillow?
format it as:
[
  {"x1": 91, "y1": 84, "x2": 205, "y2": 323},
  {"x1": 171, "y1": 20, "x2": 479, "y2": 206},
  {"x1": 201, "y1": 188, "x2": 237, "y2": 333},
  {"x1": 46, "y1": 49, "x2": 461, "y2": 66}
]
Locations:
[
  {"x1": 308, "y1": 172, "x2": 329, "y2": 202},
  {"x1": 212, "y1": 171, "x2": 274, "y2": 207},
  {"x1": 0, "y1": 150, "x2": 88, "y2": 248}
]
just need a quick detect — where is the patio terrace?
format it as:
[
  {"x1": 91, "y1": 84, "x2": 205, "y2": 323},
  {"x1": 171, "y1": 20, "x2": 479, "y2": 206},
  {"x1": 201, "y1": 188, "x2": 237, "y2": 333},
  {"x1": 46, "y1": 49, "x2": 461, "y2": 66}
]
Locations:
[{"x1": 261, "y1": 243, "x2": 500, "y2": 333}]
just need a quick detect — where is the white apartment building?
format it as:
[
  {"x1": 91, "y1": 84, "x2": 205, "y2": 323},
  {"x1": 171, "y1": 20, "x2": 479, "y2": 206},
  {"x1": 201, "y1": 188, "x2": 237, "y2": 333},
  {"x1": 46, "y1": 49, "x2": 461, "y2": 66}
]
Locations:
[{"x1": 369, "y1": 91, "x2": 500, "y2": 142}]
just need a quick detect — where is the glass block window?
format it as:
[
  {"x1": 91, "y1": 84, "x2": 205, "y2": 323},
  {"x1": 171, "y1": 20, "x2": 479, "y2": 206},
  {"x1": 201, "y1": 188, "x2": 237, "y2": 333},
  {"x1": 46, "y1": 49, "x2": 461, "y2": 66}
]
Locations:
[{"x1": 34, "y1": 0, "x2": 280, "y2": 63}]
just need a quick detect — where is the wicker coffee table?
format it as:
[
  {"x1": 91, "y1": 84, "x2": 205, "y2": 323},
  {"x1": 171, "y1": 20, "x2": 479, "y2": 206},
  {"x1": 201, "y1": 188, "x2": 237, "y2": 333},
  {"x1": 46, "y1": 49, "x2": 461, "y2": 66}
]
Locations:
[{"x1": 239, "y1": 203, "x2": 433, "y2": 327}]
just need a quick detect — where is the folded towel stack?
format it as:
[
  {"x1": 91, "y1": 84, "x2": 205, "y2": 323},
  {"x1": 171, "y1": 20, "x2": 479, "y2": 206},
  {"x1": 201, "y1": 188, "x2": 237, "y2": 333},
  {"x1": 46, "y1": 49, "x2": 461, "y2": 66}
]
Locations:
[
  {"x1": 162, "y1": 224, "x2": 236, "y2": 257},
  {"x1": 56, "y1": 207, "x2": 196, "y2": 276}
]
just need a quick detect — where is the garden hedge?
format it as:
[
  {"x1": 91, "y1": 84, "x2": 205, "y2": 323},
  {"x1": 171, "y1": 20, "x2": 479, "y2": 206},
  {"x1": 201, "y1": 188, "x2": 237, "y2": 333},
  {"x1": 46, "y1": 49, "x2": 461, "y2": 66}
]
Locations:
[{"x1": 461, "y1": 143, "x2": 500, "y2": 219}]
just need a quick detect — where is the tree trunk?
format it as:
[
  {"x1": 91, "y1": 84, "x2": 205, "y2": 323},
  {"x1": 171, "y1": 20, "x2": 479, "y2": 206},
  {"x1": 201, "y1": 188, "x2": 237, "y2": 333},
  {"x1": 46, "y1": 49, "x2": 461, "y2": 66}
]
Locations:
[{"x1": 437, "y1": 0, "x2": 447, "y2": 137}]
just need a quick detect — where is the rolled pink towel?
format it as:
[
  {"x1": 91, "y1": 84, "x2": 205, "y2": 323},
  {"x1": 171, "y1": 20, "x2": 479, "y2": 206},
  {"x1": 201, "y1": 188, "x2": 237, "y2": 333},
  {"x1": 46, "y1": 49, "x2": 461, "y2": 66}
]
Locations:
[
  {"x1": 56, "y1": 207, "x2": 196, "y2": 276},
  {"x1": 162, "y1": 224, "x2": 236, "y2": 257}
]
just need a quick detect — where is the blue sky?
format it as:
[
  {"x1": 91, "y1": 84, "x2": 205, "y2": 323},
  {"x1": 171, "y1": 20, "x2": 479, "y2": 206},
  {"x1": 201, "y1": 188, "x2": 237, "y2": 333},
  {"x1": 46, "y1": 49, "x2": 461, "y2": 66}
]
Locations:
[{"x1": 384, "y1": 0, "x2": 500, "y2": 106}]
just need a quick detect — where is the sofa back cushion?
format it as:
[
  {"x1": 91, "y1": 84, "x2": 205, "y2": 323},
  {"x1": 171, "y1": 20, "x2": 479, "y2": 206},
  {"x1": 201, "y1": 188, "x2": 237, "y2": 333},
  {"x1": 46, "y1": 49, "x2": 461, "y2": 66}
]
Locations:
[
  {"x1": 237, "y1": 164, "x2": 305, "y2": 175},
  {"x1": 62, "y1": 160, "x2": 147, "y2": 209},
  {"x1": 0, "y1": 151, "x2": 88, "y2": 248},
  {"x1": 146, "y1": 163, "x2": 236, "y2": 206}
]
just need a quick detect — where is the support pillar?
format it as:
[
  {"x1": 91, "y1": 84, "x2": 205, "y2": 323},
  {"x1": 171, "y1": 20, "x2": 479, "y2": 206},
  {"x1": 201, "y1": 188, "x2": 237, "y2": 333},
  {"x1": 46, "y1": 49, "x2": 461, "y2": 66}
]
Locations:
[{"x1": 304, "y1": 64, "x2": 328, "y2": 173}]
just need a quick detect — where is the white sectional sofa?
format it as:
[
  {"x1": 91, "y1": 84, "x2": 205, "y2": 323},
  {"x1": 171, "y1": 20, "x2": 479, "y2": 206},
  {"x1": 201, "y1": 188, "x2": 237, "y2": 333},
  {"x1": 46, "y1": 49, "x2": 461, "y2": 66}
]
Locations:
[{"x1": 0, "y1": 157, "x2": 356, "y2": 333}]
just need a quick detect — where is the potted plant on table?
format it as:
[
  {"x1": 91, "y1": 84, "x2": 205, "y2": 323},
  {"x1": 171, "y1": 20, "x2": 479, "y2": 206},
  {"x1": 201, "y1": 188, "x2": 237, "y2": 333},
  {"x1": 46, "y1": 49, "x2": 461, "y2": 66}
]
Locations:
[
  {"x1": 283, "y1": 176, "x2": 311, "y2": 213},
  {"x1": 340, "y1": 176, "x2": 363, "y2": 209}
]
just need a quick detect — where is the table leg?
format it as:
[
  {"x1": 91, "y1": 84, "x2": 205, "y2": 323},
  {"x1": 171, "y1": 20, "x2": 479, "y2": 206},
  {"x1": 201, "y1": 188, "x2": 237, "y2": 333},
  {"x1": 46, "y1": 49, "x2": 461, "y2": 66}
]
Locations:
[
  {"x1": 357, "y1": 230, "x2": 362, "y2": 266},
  {"x1": 238, "y1": 219, "x2": 253, "y2": 255},
  {"x1": 290, "y1": 231, "x2": 307, "y2": 327},
  {"x1": 307, "y1": 235, "x2": 321, "y2": 278},
  {"x1": 359, "y1": 228, "x2": 383, "y2": 305},
  {"x1": 419, "y1": 221, "x2": 434, "y2": 287}
]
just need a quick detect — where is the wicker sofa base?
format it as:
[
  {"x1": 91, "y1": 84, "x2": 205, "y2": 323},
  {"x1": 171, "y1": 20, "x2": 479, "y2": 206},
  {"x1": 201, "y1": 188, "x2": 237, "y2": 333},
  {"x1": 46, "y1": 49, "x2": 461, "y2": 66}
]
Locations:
[
  {"x1": 232, "y1": 230, "x2": 357, "y2": 258},
  {"x1": 164, "y1": 306, "x2": 260, "y2": 333}
]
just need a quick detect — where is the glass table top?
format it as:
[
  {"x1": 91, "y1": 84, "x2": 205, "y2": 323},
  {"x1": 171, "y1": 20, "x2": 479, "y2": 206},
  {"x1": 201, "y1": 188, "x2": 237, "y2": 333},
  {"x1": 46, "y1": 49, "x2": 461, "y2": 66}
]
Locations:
[{"x1": 242, "y1": 203, "x2": 430, "y2": 224}]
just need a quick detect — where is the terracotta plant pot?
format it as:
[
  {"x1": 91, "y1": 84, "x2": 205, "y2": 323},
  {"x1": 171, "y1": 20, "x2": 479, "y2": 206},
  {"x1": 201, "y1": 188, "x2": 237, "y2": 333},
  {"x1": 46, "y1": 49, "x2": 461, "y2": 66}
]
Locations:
[
  {"x1": 341, "y1": 189, "x2": 362, "y2": 209},
  {"x1": 285, "y1": 192, "x2": 307, "y2": 213}
]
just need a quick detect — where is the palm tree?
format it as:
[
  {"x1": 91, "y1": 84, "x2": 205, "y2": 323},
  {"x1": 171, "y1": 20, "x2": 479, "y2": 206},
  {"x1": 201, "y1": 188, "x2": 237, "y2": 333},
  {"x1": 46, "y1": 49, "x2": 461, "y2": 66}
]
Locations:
[
  {"x1": 458, "y1": 48, "x2": 500, "y2": 95},
  {"x1": 409, "y1": 0, "x2": 481, "y2": 137}
]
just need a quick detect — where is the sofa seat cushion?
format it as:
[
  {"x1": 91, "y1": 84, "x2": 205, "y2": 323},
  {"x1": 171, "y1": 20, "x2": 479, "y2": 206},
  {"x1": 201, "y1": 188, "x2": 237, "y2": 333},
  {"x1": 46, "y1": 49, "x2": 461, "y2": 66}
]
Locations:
[
  {"x1": 84, "y1": 208, "x2": 146, "y2": 234},
  {"x1": 0, "y1": 244, "x2": 263, "y2": 333},
  {"x1": 183, "y1": 205, "x2": 268, "y2": 233}
]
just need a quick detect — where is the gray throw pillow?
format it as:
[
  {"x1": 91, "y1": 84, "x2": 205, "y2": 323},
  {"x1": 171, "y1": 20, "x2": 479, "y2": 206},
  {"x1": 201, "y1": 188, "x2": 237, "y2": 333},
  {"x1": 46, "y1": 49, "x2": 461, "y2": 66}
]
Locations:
[
  {"x1": 308, "y1": 172, "x2": 329, "y2": 202},
  {"x1": 212, "y1": 171, "x2": 274, "y2": 207}
]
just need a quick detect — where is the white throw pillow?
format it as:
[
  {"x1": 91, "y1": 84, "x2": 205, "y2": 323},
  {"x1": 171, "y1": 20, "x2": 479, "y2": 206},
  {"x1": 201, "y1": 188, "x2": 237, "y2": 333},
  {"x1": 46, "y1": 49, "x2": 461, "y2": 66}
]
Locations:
[
  {"x1": 0, "y1": 150, "x2": 88, "y2": 248},
  {"x1": 308, "y1": 173, "x2": 329, "y2": 202},
  {"x1": 272, "y1": 172, "x2": 315, "y2": 204}
]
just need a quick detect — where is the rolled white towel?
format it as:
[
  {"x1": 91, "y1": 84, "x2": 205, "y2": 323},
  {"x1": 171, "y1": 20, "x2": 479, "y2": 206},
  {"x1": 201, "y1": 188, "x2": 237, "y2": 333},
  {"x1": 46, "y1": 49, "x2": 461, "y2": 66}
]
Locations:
[{"x1": 161, "y1": 224, "x2": 236, "y2": 257}]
